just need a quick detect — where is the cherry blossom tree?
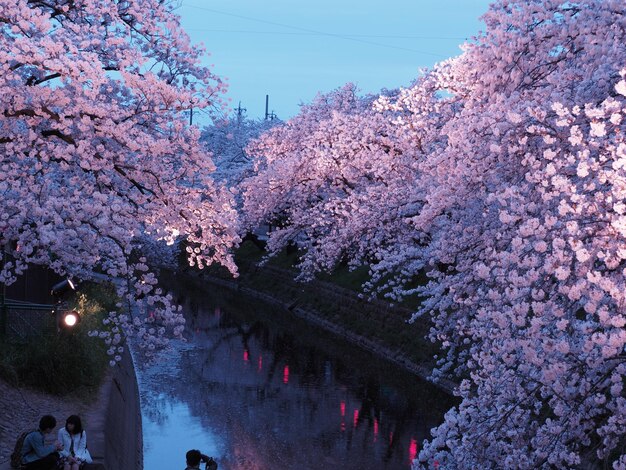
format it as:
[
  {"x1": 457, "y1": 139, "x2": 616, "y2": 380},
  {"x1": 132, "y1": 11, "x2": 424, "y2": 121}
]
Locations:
[
  {"x1": 411, "y1": 1, "x2": 626, "y2": 467},
  {"x1": 0, "y1": 0, "x2": 240, "y2": 355},
  {"x1": 241, "y1": 82, "x2": 450, "y2": 280},
  {"x1": 200, "y1": 111, "x2": 277, "y2": 191},
  {"x1": 242, "y1": 1, "x2": 626, "y2": 467}
]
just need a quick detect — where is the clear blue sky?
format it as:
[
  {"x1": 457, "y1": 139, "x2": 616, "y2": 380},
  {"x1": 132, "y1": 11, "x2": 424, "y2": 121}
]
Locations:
[{"x1": 176, "y1": 0, "x2": 492, "y2": 120}]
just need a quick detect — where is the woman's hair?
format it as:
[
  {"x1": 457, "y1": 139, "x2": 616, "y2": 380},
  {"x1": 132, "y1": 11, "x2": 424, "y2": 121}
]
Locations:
[{"x1": 65, "y1": 415, "x2": 83, "y2": 435}]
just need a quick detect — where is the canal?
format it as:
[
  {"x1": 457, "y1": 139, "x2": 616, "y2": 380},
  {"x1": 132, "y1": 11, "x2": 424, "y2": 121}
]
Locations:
[{"x1": 136, "y1": 279, "x2": 452, "y2": 470}]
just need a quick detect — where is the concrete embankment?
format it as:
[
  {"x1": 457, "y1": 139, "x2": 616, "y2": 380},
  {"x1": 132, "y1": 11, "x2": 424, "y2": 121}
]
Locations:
[{"x1": 104, "y1": 347, "x2": 143, "y2": 470}]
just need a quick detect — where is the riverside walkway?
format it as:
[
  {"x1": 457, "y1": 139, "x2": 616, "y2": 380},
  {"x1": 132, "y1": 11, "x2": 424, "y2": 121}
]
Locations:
[
  {"x1": 0, "y1": 348, "x2": 141, "y2": 470},
  {"x1": 0, "y1": 375, "x2": 108, "y2": 470}
]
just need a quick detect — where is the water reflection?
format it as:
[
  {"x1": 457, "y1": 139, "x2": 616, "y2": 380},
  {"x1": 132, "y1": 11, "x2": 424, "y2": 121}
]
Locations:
[
  {"x1": 142, "y1": 399, "x2": 223, "y2": 470},
  {"x1": 138, "y1": 280, "x2": 452, "y2": 470}
]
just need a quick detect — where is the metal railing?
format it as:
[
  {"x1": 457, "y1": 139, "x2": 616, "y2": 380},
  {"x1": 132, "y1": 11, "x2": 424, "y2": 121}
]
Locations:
[{"x1": 0, "y1": 298, "x2": 55, "y2": 340}]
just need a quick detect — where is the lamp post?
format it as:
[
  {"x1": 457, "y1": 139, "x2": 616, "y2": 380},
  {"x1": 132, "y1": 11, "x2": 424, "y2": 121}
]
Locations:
[{"x1": 51, "y1": 279, "x2": 80, "y2": 332}]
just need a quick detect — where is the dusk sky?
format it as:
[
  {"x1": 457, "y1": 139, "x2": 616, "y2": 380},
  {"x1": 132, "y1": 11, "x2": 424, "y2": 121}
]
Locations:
[{"x1": 176, "y1": 0, "x2": 493, "y2": 121}]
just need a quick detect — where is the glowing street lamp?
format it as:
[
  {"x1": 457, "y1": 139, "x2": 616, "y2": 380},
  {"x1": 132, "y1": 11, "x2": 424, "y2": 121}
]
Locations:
[
  {"x1": 50, "y1": 279, "x2": 80, "y2": 331},
  {"x1": 60, "y1": 310, "x2": 81, "y2": 328},
  {"x1": 0, "y1": 270, "x2": 82, "y2": 337}
]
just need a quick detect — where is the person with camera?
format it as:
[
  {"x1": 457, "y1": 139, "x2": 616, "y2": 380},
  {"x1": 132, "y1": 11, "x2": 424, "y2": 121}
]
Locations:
[{"x1": 185, "y1": 449, "x2": 218, "y2": 470}]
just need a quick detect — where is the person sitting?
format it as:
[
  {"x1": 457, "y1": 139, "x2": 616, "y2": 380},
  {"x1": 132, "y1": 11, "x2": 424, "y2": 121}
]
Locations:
[
  {"x1": 185, "y1": 449, "x2": 218, "y2": 470},
  {"x1": 21, "y1": 415, "x2": 62, "y2": 470},
  {"x1": 57, "y1": 415, "x2": 93, "y2": 470}
]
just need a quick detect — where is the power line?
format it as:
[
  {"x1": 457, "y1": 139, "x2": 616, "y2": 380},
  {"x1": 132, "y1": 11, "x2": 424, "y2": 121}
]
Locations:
[
  {"x1": 184, "y1": 28, "x2": 468, "y2": 41},
  {"x1": 181, "y1": 3, "x2": 448, "y2": 58}
]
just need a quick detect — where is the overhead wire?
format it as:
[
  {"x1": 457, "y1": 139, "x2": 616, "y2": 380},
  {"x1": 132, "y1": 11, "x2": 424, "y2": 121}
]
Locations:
[
  {"x1": 180, "y1": 3, "x2": 456, "y2": 58},
  {"x1": 184, "y1": 28, "x2": 468, "y2": 41}
]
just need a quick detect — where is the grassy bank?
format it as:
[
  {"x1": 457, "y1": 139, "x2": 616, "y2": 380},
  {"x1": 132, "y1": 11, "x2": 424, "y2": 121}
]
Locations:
[
  {"x1": 201, "y1": 241, "x2": 440, "y2": 369},
  {"x1": 0, "y1": 283, "x2": 116, "y2": 397}
]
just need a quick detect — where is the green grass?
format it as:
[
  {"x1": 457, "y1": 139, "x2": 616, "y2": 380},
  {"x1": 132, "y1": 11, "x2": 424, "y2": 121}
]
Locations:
[
  {"x1": 0, "y1": 283, "x2": 116, "y2": 397},
  {"x1": 317, "y1": 264, "x2": 371, "y2": 292}
]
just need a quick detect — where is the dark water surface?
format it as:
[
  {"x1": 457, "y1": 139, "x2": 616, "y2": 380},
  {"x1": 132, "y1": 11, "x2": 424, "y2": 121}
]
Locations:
[{"x1": 138, "y1": 279, "x2": 451, "y2": 470}]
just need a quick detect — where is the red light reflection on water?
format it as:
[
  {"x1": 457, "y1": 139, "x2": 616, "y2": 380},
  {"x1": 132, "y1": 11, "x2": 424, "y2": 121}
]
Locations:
[
  {"x1": 243, "y1": 350, "x2": 249, "y2": 362},
  {"x1": 373, "y1": 418, "x2": 379, "y2": 442},
  {"x1": 258, "y1": 355, "x2": 263, "y2": 371},
  {"x1": 409, "y1": 438, "x2": 418, "y2": 463},
  {"x1": 283, "y1": 365, "x2": 289, "y2": 384},
  {"x1": 353, "y1": 409, "x2": 359, "y2": 428},
  {"x1": 340, "y1": 401, "x2": 346, "y2": 432}
]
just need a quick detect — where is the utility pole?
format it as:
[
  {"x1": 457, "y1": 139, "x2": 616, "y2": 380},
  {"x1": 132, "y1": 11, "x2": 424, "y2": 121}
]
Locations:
[
  {"x1": 265, "y1": 95, "x2": 277, "y2": 121},
  {"x1": 236, "y1": 101, "x2": 246, "y2": 124},
  {"x1": 189, "y1": 97, "x2": 195, "y2": 126}
]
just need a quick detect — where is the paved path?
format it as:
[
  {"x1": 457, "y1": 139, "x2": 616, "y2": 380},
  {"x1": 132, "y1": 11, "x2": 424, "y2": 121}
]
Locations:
[{"x1": 0, "y1": 374, "x2": 111, "y2": 470}]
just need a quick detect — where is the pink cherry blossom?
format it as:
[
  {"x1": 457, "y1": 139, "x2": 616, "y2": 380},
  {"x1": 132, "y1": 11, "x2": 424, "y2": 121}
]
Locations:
[
  {"x1": 1, "y1": 0, "x2": 239, "y2": 355},
  {"x1": 242, "y1": 1, "x2": 626, "y2": 467}
]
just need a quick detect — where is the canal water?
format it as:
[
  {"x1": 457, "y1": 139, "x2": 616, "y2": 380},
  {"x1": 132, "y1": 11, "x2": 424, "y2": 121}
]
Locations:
[{"x1": 136, "y1": 279, "x2": 452, "y2": 470}]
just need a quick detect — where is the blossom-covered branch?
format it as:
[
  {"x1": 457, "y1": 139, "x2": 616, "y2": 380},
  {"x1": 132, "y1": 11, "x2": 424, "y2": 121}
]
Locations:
[{"x1": 0, "y1": 0, "x2": 240, "y2": 356}]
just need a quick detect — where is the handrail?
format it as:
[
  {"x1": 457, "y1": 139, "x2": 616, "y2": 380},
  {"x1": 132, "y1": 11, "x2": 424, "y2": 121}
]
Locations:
[{"x1": 4, "y1": 298, "x2": 55, "y2": 310}]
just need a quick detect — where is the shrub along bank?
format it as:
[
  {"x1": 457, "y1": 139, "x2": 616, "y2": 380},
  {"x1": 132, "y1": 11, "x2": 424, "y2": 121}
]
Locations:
[{"x1": 0, "y1": 283, "x2": 115, "y2": 397}]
